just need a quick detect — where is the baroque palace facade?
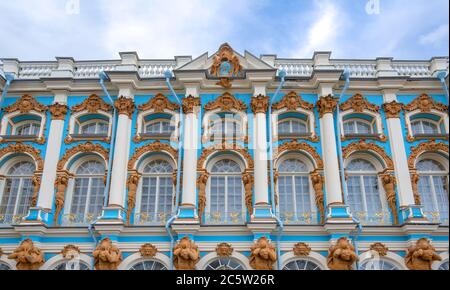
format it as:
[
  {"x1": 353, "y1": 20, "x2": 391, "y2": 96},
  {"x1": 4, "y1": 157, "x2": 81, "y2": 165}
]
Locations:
[{"x1": 0, "y1": 44, "x2": 448, "y2": 271}]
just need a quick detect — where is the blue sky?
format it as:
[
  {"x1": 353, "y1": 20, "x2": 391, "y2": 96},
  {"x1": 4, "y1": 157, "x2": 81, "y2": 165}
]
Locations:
[{"x1": 0, "y1": 0, "x2": 448, "y2": 61}]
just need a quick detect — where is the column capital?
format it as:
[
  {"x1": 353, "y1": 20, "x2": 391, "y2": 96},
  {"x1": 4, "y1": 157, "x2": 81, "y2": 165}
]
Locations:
[
  {"x1": 182, "y1": 95, "x2": 201, "y2": 114},
  {"x1": 48, "y1": 103, "x2": 69, "y2": 120},
  {"x1": 114, "y1": 96, "x2": 135, "y2": 118},
  {"x1": 317, "y1": 95, "x2": 339, "y2": 118},
  {"x1": 251, "y1": 94, "x2": 269, "y2": 114},
  {"x1": 382, "y1": 101, "x2": 403, "y2": 119}
]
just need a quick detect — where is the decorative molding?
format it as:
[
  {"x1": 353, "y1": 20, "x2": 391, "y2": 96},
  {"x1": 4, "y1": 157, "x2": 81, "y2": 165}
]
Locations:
[
  {"x1": 316, "y1": 95, "x2": 338, "y2": 118},
  {"x1": 197, "y1": 142, "x2": 254, "y2": 170},
  {"x1": 128, "y1": 141, "x2": 177, "y2": 170},
  {"x1": 49, "y1": 103, "x2": 69, "y2": 120},
  {"x1": 382, "y1": 101, "x2": 403, "y2": 119},
  {"x1": 342, "y1": 140, "x2": 394, "y2": 169},
  {"x1": 380, "y1": 174, "x2": 399, "y2": 225},
  {"x1": 242, "y1": 172, "x2": 254, "y2": 215},
  {"x1": 405, "y1": 238, "x2": 442, "y2": 270},
  {"x1": 139, "y1": 243, "x2": 158, "y2": 258},
  {"x1": 54, "y1": 174, "x2": 70, "y2": 226},
  {"x1": 205, "y1": 92, "x2": 247, "y2": 112},
  {"x1": 408, "y1": 141, "x2": 449, "y2": 169},
  {"x1": 3, "y1": 95, "x2": 48, "y2": 114},
  {"x1": 182, "y1": 95, "x2": 201, "y2": 114},
  {"x1": 272, "y1": 91, "x2": 314, "y2": 112},
  {"x1": 72, "y1": 94, "x2": 113, "y2": 114},
  {"x1": 197, "y1": 172, "x2": 209, "y2": 223},
  {"x1": 93, "y1": 238, "x2": 122, "y2": 270},
  {"x1": 210, "y1": 43, "x2": 243, "y2": 89},
  {"x1": 249, "y1": 237, "x2": 277, "y2": 270},
  {"x1": 138, "y1": 93, "x2": 180, "y2": 113},
  {"x1": 369, "y1": 243, "x2": 389, "y2": 257},
  {"x1": 126, "y1": 173, "x2": 141, "y2": 225},
  {"x1": 403, "y1": 94, "x2": 448, "y2": 113},
  {"x1": 216, "y1": 243, "x2": 234, "y2": 257},
  {"x1": 310, "y1": 171, "x2": 325, "y2": 223},
  {"x1": 293, "y1": 242, "x2": 312, "y2": 257},
  {"x1": 327, "y1": 237, "x2": 358, "y2": 271},
  {"x1": 57, "y1": 142, "x2": 109, "y2": 171},
  {"x1": 114, "y1": 96, "x2": 135, "y2": 118},
  {"x1": 340, "y1": 94, "x2": 380, "y2": 113},
  {"x1": 8, "y1": 239, "x2": 45, "y2": 270},
  {"x1": 275, "y1": 141, "x2": 324, "y2": 169},
  {"x1": 61, "y1": 245, "x2": 81, "y2": 259},
  {"x1": 0, "y1": 143, "x2": 44, "y2": 171},
  {"x1": 173, "y1": 237, "x2": 200, "y2": 270},
  {"x1": 251, "y1": 94, "x2": 269, "y2": 114}
]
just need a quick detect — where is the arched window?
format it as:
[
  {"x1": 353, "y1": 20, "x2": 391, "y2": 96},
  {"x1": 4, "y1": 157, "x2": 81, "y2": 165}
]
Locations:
[
  {"x1": 417, "y1": 159, "x2": 449, "y2": 225},
  {"x1": 207, "y1": 159, "x2": 244, "y2": 224},
  {"x1": 278, "y1": 119, "x2": 309, "y2": 136},
  {"x1": 205, "y1": 258, "x2": 245, "y2": 270},
  {"x1": 0, "y1": 262, "x2": 11, "y2": 270},
  {"x1": 411, "y1": 119, "x2": 441, "y2": 135},
  {"x1": 0, "y1": 161, "x2": 35, "y2": 224},
  {"x1": 346, "y1": 159, "x2": 385, "y2": 225},
  {"x1": 129, "y1": 260, "x2": 167, "y2": 270},
  {"x1": 52, "y1": 261, "x2": 91, "y2": 270},
  {"x1": 360, "y1": 259, "x2": 400, "y2": 270},
  {"x1": 343, "y1": 119, "x2": 373, "y2": 135},
  {"x1": 135, "y1": 160, "x2": 174, "y2": 225},
  {"x1": 278, "y1": 159, "x2": 315, "y2": 224},
  {"x1": 14, "y1": 121, "x2": 41, "y2": 136},
  {"x1": 64, "y1": 160, "x2": 105, "y2": 225},
  {"x1": 79, "y1": 120, "x2": 109, "y2": 135},
  {"x1": 283, "y1": 259, "x2": 322, "y2": 270},
  {"x1": 144, "y1": 120, "x2": 174, "y2": 136}
]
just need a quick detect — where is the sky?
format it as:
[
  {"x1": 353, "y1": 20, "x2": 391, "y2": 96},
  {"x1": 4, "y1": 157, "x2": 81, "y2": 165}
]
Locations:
[{"x1": 0, "y1": 0, "x2": 448, "y2": 61}]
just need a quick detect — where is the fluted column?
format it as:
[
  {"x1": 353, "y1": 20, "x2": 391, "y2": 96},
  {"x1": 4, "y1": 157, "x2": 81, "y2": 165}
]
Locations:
[
  {"x1": 382, "y1": 90, "x2": 426, "y2": 223},
  {"x1": 24, "y1": 93, "x2": 68, "y2": 225}
]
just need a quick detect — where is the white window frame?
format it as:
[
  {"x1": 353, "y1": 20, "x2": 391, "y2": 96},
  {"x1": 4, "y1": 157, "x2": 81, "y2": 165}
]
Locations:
[
  {"x1": 0, "y1": 111, "x2": 46, "y2": 141},
  {"x1": 68, "y1": 111, "x2": 112, "y2": 139},
  {"x1": 410, "y1": 118, "x2": 442, "y2": 135},
  {"x1": 203, "y1": 110, "x2": 247, "y2": 143},
  {"x1": 343, "y1": 118, "x2": 374, "y2": 135},
  {"x1": 78, "y1": 119, "x2": 110, "y2": 135},
  {"x1": 277, "y1": 118, "x2": 310, "y2": 136},
  {"x1": 136, "y1": 110, "x2": 180, "y2": 142},
  {"x1": 271, "y1": 109, "x2": 316, "y2": 141},
  {"x1": 143, "y1": 118, "x2": 175, "y2": 135},
  {"x1": 405, "y1": 110, "x2": 449, "y2": 139},
  {"x1": 339, "y1": 110, "x2": 384, "y2": 139}
]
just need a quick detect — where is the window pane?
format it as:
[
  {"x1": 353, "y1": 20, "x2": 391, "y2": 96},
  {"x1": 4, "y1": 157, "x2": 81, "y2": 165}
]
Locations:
[
  {"x1": 356, "y1": 121, "x2": 372, "y2": 134},
  {"x1": 16, "y1": 123, "x2": 40, "y2": 136},
  {"x1": 347, "y1": 176, "x2": 364, "y2": 213},
  {"x1": 211, "y1": 160, "x2": 241, "y2": 173},
  {"x1": 347, "y1": 159, "x2": 376, "y2": 171},
  {"x1": 279, "y1": 159, "x2": 308, "y2": 173}
]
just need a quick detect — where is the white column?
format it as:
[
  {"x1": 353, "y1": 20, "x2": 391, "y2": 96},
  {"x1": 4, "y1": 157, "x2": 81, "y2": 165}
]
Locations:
[
  {"x1": 181, "y1": 88, "x2": 200, "y2": 207},
  {"x1": 37, "y1": 92, "x2": 68, "y2": 210},
  {"x1": 383, "y1": 90, "x2": 416, "y2": 207},
  {"x1": 108, "y1": 92, "x2": 134, "y2": 208}
]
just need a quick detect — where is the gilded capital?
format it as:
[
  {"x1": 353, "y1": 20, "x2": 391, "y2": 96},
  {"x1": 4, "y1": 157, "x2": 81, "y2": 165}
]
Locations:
[
  {"x1": 251, "y1": 94, "x2": 269, "y2": 114},
  {"x1": 317, "y1": 95, "x2": 338, "y2": 118},
  {"x1": 114, "y1": 96, "x2": 135, "y2": 118},
  {"x1": 382, "y1": 101, "x2": 403, "y2": 119},
  {"x1": 182, "y1": 95, "x2": 201, "y2": 114},
  {"x1": 49, "y1": 103, "x2": 69, "y2": 120}
]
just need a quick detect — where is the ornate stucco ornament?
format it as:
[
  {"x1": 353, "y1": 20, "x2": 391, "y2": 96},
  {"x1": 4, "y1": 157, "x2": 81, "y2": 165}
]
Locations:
[
  {"x1": 251, "y1": 95, "x2": 269, "y2": 114},
  {"x1": 128, "y1": 141, "x2": 178, "y2": 170},
  {"x1": 54, "y1": 174, "x2": 70, "y2": 226},
  {"x1": 380, "y1": 174, "x2": 399, "y2": 225},
  {"x1": 382, "y1": 101, "x2": 403, "y2": 119},
  {"x1": 0, "y1": 247, "x2": 3, "y2": 257},
  {"x1": 216, "y1": 243, "x2": 234, "y2": 257},
  {"x1": 410, "y1": 173, "x2": 422, "y2": 205},
  {"x1": 405, "y1": 238, "x2": 441, "y2": 270},
  {"x1": 61, "y1": 245, "x2": 81, "y2": 259},
  {"x1": 49, "y1": 103, "x2": 69, "y2": 120},
  {"x1": 0, "y1": 143, "x2": 44, "y2": 171},
  {"x1": 293, "y1": 242, "x2": 312, "y2": 257},
  {"x1": 242, "y1": 172, "x2": 254, "y2": 215},
  {"x1": 339, "y1": 93, "x2": 380, "y2": 113},
  {"x1": 114, "y1": 96, "x2": 135, "y2": 118},
  {"x1": 57, "y1": 142, "x2": 109, "y2": 170},
  {"x1": 72, "y1": 94, "x2": 113, "y2": 113},
  {"x1": 249, "y1": 237, "x2": 277, "y2": 270},
  {"x1": 369, "y1": 243, "x2": 389, "y2": 257},
  {"x1": 316, "y1": 95, "x2": 339, "y2": 118},
  {"x1": 275, "y1": 140, "x2": 324, "y2": 170},
  {"x1": 3, "y1": 95, "x2": 48, "y2": 114},
  {"x1": 310, "y1": 171, "x2": 325, "y2": 223},
  {"x1": 8, "y1": 239, "x2": 45, "y2": 270},
  {"x1": 140, "y1": 243, "x2": 158, "y2": 258},
  {"x1": 197, "y1": 142, "x2": 254, "y2": 170},
  {"x1": 173, "y1": 237, "x2": 200, "y2": 270},
  {"x1": 126, "y1": 173, "x2": 141, "y2": 225},
  {"x1": 342, "y1": 140, "x2": 394, "y2": 169},
  {"x1": 403, "y1": 94, "x2": 448, "y2": 113},
  {"x1": 408, "y1": 140, "x2": 449, "y2": 169},
  {"x1": 272, "y1": 91, "x2": 314, "y2": 112},
  {"x1": 138, "y1": 93, "x2": 180, "y2": 113},
  {"x1": 204, "y1": 92, "x2": 247, "y2": 112},
  {"x1": 210, "y1": 43, "x2": 243, "y2": 89},
  {"x1": 93, "y1": 238, "x2": 122, "y2": 270},
  {"x1": 30, "y1": 175, "x2": 41, "y2": 207},
  {"x1": 182, "y1": 95, "x2": 201, "y2": 114},
  {"x1": 197, "y1": 172, "x2": 209, "y2": 223},
  {"x1": 327, "y1": 237, "x2": 358, "y2": 270}
]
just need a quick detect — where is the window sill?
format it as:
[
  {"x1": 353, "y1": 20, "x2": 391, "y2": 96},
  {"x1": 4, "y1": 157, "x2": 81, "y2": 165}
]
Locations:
[
  {"x1": 275, "y1": 133, "x2": 319, "y2": 142},
  {"x1": 341, "y1": 134, "x2": 387, "y2": 142},
  {"x1": 202, "y1": 135, "x2": 248, "y2": 144},
  {"x1": 0, "y1": 135, "x2": 46, "y2": 144},
  {"x1": 64, "y1": 134, "x2": 111, "y2": 144},
  {"x1": 133, "y1": 133, "x2": 177, "y2": 142},
  {"x1": 407, "y1": 134, "x2": 449, "y2": 142}
]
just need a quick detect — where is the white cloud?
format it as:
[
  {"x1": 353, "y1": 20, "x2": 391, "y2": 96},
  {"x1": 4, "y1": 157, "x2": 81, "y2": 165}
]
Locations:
[{"x1": 419, "y1": 24, "x2": 449, "y2": 48}]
